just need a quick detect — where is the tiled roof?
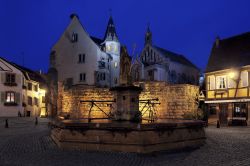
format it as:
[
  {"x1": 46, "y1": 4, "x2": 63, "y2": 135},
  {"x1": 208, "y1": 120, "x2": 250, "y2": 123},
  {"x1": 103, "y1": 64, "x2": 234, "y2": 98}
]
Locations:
[
  {"x1": 206, "y1": 32, "x2": 250, "y2": 73},
  {"x1": 10, "y1": 62, "x2": 46, "y2": 85},
  {"x1": 90, "y1": 36, "x2": 104, "y2": 45},
  {"x1": 153, "y1": 45, "x2": 199, "y2": 69}
]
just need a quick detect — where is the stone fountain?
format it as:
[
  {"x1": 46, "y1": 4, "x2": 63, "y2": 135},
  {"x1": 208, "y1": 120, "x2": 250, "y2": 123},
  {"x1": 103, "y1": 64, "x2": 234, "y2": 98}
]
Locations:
[{"x1": 51, "y1": 47, "x2": 205, "y2": 153}]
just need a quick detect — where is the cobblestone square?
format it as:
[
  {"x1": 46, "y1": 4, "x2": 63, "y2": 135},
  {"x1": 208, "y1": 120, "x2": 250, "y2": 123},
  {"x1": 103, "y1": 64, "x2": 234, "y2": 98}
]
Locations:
[{"x1": 0, "y1": 117, "x2": 250, "y2": 166}]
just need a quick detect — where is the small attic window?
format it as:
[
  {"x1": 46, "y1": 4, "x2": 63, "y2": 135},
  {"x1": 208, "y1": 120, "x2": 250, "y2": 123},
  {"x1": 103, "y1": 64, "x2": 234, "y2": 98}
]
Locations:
[{"x1": 71, "y1": 32, "x2": 78, "y2": 43}]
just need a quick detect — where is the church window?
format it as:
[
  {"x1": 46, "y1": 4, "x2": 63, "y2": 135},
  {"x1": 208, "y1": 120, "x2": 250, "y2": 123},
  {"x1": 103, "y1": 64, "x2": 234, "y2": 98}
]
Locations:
[
  {"x1": 79, "y1": 73, "x2": 86, "y2": 82},
  {"x1": 71, "y1": 32, "x2": 78, "y2": 42},
  {"x1": 78, "y1": 54, "x2": 85, "y2": 63}
]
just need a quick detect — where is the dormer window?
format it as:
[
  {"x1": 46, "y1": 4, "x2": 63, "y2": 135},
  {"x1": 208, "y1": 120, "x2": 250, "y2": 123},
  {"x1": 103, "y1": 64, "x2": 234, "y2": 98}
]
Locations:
[{"x1": 71, "y1": 32, "x2": 78, "y2": 42}]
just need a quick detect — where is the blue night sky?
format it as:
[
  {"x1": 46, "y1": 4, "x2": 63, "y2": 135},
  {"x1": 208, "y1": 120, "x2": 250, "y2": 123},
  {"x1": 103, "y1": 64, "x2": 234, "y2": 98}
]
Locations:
[{"x1": 1, "y1": 0, "x2": 250, "y2": 73}]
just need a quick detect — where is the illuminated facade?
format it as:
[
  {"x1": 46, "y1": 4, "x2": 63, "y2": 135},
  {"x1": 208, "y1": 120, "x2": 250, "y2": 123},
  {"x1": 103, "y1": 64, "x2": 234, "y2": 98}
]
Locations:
[
  {"x1": 205, "y1": 33, "x2": 250, "y2": 125},
  {"x1": 132, "y1": 26, "x2": 199, "y2": 85},
  {"x1": 49, "y1": 14, "x2": 120, "y2": 88},
  {"x1": 0, "y1": 57, "x2": 47, "y2": 117},
  {"x1": 0, "y1": 58, "x2": 23, "y2": 116}
]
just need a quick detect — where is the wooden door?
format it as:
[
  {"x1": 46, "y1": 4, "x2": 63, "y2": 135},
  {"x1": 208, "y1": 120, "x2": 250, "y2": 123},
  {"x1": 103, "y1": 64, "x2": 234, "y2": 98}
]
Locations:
[{"x1": 219, "y1": 104, "x2": 228, "y2": 125}]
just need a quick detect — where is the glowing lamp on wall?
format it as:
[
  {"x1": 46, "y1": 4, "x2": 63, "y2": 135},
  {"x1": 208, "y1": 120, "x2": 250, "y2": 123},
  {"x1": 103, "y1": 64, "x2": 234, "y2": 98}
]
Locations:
[{"x1": 229, "y1": 72, "x2": 235, "y2": 79}]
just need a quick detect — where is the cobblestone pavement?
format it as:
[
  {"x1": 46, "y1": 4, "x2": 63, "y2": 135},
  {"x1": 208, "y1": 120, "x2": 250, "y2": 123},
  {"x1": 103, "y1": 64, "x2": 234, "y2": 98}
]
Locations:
[{"x1": 0, "y1": 118, "x2": 250, "y2": 166}]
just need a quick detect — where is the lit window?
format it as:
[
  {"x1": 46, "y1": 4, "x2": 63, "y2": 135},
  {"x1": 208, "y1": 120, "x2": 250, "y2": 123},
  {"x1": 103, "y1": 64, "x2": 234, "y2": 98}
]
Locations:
[
  {"x1": 79, "y1": 73, "x2": 86, "y2": 82},
  {"x1": 234, "y1": 103, "x2": 247, "y2": 118},
  {"x1": 107, "y1": 45, "x2": 111, "y2": 51},
  {"x1": 114, "y1": 62, "x2": 118, "y2": 68},
  {"x1": 241, "y1": 71, "x2": 248, "y2": 87},
  {"x1": 208, "y1": 75, "x2": 215, "y2": 90},
  {"x1": 216, "y1": 76, "x2": 227, "y2": 89},
  {"x1": 6, "y1": 92, "x2": 15, "y2": 103}
]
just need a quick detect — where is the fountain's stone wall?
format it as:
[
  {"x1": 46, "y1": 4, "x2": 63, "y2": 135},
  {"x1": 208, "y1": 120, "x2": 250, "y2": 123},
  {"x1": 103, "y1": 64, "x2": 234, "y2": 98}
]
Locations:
[
  {"x1": 135, "y1": 82, "x2": 199, "y2": 119},
  {"x1": 58, "y1": 81, "x2": 199, "y2": 119}
]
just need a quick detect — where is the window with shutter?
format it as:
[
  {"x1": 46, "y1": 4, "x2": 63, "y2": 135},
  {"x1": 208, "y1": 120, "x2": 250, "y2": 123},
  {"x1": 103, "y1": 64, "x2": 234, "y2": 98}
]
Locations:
[
  {"x1": 1, "y1": 73, "x2": 5, "y2": 83},
  {"x1": 1, "y1": 92, "x2": 5, "y2": 103},
  {"x1": 241, "y1": 71, "x2": 248, "y2": 87},
  {"x1": 4, "y1": 73, "x2": 17, "y2": 86},
  {"x1": 15, "y1": 93, "x2": 20, "y2": 104},
  {"x1": 208, "y1": 75, "x2": 215, "y2": 90},
  {"x1": 228, "y1": 77, "x2": 235, "y2": 88}
]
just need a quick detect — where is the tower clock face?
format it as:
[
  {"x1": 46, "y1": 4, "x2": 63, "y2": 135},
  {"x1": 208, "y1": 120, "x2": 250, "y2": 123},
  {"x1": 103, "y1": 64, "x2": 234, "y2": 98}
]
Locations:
[
  {"x1": 106, "y1": 42, "x2": 119, "y2": 55},
  {"x1": 107, "y1": 43, "x2": 117, "y2": 53}
]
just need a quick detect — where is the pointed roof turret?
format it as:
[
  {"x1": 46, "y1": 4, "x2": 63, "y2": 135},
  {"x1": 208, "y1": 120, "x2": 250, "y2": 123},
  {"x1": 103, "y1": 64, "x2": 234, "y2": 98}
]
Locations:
[
  {"x1": 104, "y1": 16, "x2": 119, "y2": 41},
  {"x1": 145, "y1": 23, "x2": 152, "y2": 46}
]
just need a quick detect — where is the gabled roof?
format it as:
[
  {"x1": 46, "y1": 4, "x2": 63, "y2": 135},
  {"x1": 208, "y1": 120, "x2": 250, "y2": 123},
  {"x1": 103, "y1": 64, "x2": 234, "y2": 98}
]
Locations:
[
  {"x1": 104, "y1": 16, "x2": 118, "y2": 41},
  {"x1": 153, "y1": 45, "x2": 199, "y2": 69},
  {"x1": 206, "y1": 32, "x2": 250, "y2": 73},
  {"x1": 10, "y1": 62, "x2": 46, "y2": 85},
  {"x1": 90, "y1": 36, "x2": 104, "y2": 45}
]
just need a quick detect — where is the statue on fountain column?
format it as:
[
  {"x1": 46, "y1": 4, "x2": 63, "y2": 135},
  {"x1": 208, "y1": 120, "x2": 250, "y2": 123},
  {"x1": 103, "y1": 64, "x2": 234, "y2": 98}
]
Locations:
[{"x1": 119, "y1": 46, "x2": 132, "y2": 85}]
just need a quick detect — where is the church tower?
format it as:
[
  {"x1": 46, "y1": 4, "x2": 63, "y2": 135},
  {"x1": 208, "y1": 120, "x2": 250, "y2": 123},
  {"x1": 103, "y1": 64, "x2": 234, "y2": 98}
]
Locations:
[
  {"x1": 104, "y1": 15, "x2": 120, "y2": 87},
  {"x1": 144, "y1": 25, "x2": 152, "y2": 46}
]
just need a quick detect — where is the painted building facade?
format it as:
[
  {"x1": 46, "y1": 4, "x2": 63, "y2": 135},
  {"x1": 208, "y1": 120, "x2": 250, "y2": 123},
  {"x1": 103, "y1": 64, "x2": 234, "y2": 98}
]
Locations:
[
  {"x1": 131, "y1": 26, "x2": 199, "y2": 85},
  {"x1": 11, "y1": 63, "x2": 47, "y2": 117},
  {"x1": 205, "y1": 33, "x2": 250, "y2": 125},
  {"x1": 49, "y1": 14, "x2": 120, "y2": 88},
  {"x1": 0, "y1": 57, "x2": 47, "y2": 117},
  {"x1": 0, "y1": 58, "x2": 23, "y2": 116}
]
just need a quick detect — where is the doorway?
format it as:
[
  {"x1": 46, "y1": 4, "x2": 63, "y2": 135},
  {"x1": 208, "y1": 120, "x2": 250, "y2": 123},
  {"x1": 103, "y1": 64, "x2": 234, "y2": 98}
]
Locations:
[{"x1": 219, "y1": 104, "x2": 228, "y2": 125}]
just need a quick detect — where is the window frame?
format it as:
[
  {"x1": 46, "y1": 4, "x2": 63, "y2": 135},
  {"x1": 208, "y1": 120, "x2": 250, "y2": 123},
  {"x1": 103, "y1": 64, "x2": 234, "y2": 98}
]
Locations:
[
  {"x1": 28, "y1": 96, "x2": 32, "y2": 106},
  {"x1": 79, "y1": 73, "x2": 86, "y2": 82},
  {"x1": 5, "y1": 91, "x2": 15, "y2": 103}
]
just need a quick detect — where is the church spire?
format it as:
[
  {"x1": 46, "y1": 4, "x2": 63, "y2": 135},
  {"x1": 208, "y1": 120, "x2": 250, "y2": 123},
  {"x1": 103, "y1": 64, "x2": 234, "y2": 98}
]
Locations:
[
  {"x1": 104, "y1": 15, "x2": 118, "y2": 41},
  {"x1": 144, "y1": 23, "x2": 152, "y2": 46}
]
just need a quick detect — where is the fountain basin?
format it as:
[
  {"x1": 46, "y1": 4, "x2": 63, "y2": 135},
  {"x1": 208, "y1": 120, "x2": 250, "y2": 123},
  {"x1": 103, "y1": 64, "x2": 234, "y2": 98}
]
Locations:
[{"x1": 51, "y1": 119, "x2": 206, "y2": 153}]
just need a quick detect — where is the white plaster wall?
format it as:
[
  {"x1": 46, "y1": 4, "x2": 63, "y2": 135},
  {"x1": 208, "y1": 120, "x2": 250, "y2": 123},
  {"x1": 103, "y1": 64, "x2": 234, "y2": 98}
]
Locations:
[
  {"x1": 23, "y1": 80, "x2": 46, "y2": 117},
  {"x1": 52, "y1": 17, "x2": 103, "y2": 86},
  {"x1": 0, "y1": 59, "x2": 23, "y2": 117}
]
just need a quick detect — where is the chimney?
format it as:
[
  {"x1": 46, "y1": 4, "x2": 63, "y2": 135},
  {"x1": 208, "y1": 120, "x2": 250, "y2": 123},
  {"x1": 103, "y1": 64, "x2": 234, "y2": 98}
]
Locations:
[{"x1": 215, "y1": 36, "x2": 220, "y2": 48}]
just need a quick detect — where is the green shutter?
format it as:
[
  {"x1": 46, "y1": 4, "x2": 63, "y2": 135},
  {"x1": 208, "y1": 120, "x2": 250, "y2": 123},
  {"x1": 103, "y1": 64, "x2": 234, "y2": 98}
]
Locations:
[
  {"x1": 15, "y1": 92, "x2": 20, "y2": 104},
  {"x1": 1, "y1": 73, "x2": 5, "y2": 83},
  {"x1": 1, "y1": 92, "x2": 5, "y2": 103},
  {"x1": 16, "y1": 74, "x2": 21, "y2": 85}
]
